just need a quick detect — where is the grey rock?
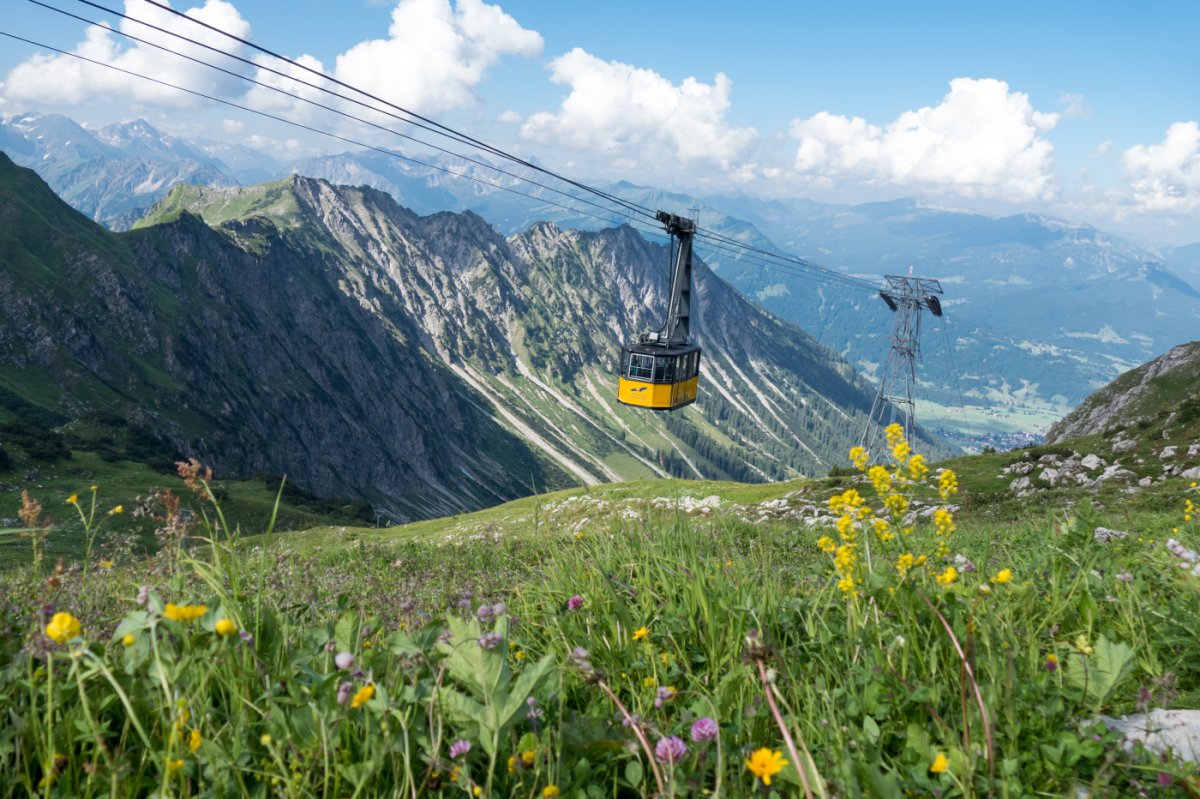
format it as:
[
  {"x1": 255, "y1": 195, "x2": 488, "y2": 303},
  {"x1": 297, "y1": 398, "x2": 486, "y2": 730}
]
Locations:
[
  {"x1": 1112, "y1": 439, "x2": 1137, "y2": 454},
  {"x1": 1189, "y1": 444, "x2": 1200, "y2": 458},
  {"x1": 1097, "y1": 709, "x2": 1200, "y2": 763},
  {"x1": 1181, "y1": 467, "x2": 1200, "y2": 480},
  {"x1": 1093, "y1": 527, "x2": 1128, "y2": 543},
  {"x1": 1160, "y1": 446, "x2": 1178, "y2": 459},
  {"x1": 1080, "y1": 453, "x2": 1105, "y2": 471},
  {"x1": 1138, "y1": 477, "x2": 1154, "y2": 487},
  {"x1": 1009, "y1": 477, "x2": 1031, "y2": 492},
  {"x1": 1038, "y1": 468, "x2": 1061, "y2": 485},
  {"x1": 1098, "y1": 465, "x2": 1137, "y2": 483}
]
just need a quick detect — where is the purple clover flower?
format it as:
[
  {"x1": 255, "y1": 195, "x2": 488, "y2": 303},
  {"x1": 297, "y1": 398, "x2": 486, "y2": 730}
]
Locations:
[
  {"x1": 449, "y1": 739, "x2": 471, "y2": 759},
  {"x1": 654, "y1": 736, "x2": 688, "y2": 764},
  {"x1": 690, "y1": 717, "x2": 719, "y2": 742},
  {"x1": 336, "y1": 682, "x2": 353, "y2": 705},
  {"x1": 567, "y1": 595, "x2": 584, "y2": 611},
  {"x1": 335, "y1": 652, "x2": 355, "y2": 671},
  {"x1": 654, "y1": 685, "x2": 676, "y2": 709},
  {"x1": 478, "y1": 631, "x2": 503, "y2": 650}
]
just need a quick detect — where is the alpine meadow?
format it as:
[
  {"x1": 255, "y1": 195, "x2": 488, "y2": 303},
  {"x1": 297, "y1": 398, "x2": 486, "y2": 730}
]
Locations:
[{"x1": 1, "y1": 1, "x2": 1199, "y2": 798}]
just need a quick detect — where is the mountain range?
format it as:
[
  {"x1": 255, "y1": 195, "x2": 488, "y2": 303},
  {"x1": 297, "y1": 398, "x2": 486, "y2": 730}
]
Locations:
[
  {"x1": 3, "y1": 112, "x2": 1199, "y2": 448},
  {"x1": 0, "y1": 151, "x2": 906, "y2": 520}
]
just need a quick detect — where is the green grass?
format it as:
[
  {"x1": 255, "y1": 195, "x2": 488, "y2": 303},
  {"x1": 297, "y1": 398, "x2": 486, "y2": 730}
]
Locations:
[{"x1": 2, "y1": 425, "x2": 1200, "y2": 797}]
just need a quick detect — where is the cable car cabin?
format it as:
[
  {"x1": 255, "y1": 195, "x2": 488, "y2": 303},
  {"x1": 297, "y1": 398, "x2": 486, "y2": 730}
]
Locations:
[{"x1": 617, "y1": 342, "x2": 701, "y2": 411}]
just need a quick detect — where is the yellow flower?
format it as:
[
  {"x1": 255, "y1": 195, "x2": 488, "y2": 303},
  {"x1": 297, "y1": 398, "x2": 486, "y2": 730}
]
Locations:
[
  {"x1": 817, "y1": 535, "x2": 836, "y2": 553},
  {"x1": 166, "y1": 758, "x2": 184, "y2": 772},
  {"x1": 908, "y1": 454, "x2": 929, "y2": 480},
  {"x1": 507, "y1": 756, "x2": 517, "y2": 773},
  {"x1": 188, "y1": 728, "x2": 202, "y2": 753},
  {"x1": 351, "y1": 684, "x2": 375, "y2": 709},
  {"x1": 521, "y1": 749, "x2": 536, "y2": 766},
  {"x1": 122, "y1": 634, "x2": 136, "y2": 646},
  {"x1": 90, "y1": 485, "x2": 98, "y2": 492},
  {"x1": 643, "y1": 676, "x2": 656, "y2": 688},
  {"x1": 260, "y1": 734, "x2": 272, "y2": 746},
  {"x1": 632, "y1": 626, "x2": 649, "y2": 642},
  {"x1": 215, "y1": 618, "x2": 238, "y2": 637},
  {"x1": 1075, "y1": 635, "x2": 1094, "y2": 656},
  {"x1": 99, "y1": 559, "x2": 114, "y2": 569},
  {"x1": 514, "y1": 650, "x2": 526, "y2": 661},
  {"x1": 109, "y1": 505, "x2": 124, "y2": 515},
  {"x1": 991, "y1": 568, "x2": 1013, "y2": 585},
  {"x1": 473, "y1": 787, "x2": 483, "y2": 797},
  {"x1": 659, "y1": 651, "x2": 671, "y2": 665},
  {"x1": 164, "y1": 603, "x2": 208, "y2": 622},
  {"x1": 939, "y1": 469, "x2": 959, "y2": 500},
  {"x1": 930, "y1": 752, "x2": 949, "y2": 774},
  {"x1": 745, "y1": 747, "x2": 788, "y2": 786},
  {"x1": 45, "y1": 612, "x2": 81, "y2": 643},
  {"x1": 934, "y1": 508, "x2": 956, "y2": 537},
  {"x1": 543, "y1": 787, "x2": 560, "y2": 798},
  {"x1": 935, "y1": 566, "x2": 958, "y2": 586},
  {"x1": 849, "y1": 446, "x2": 869, "y2": 471},
  {"x1": 66, "y1": 494, "x2": 78, "y2": 506},
  {"x1": 868, "y1": 465, "x2": 892, "y2": 494}
]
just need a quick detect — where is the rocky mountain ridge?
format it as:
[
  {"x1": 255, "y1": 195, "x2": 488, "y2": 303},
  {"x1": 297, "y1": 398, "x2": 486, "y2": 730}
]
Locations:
[{"x1": 1045, "y1": 341, "x2": 1200, "y2": 444}]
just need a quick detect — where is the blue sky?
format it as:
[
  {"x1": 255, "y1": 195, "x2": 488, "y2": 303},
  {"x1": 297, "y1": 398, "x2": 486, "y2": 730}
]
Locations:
[{"x1": 1, "y1": 0, "x2": 1197, "y2": 244}]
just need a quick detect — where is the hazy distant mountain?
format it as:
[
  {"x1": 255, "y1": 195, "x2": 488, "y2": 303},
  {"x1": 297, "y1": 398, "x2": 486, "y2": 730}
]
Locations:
[
  {"x1": 1, "y1": 154, "x2": 907, "y2": 519},
  {"x1": 0, "y1": 113, "x2": 281, "y2": 229}
]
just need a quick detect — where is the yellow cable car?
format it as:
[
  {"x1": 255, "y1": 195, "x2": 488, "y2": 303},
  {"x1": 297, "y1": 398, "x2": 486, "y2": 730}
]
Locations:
[{"x1": 618, "y1": 211, "x2": 702, "y2": 411}]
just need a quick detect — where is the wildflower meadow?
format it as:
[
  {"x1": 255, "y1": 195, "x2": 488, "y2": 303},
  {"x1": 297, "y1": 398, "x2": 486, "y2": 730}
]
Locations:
[{"x1": 2, "y1": 426, "x2": 1199, "y2": 797}]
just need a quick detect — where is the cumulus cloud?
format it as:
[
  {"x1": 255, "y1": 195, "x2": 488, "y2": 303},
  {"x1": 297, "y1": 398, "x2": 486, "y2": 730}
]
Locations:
[
  {"x1": 519, "y1": 48, "x2": 758, "y2": 176},
  {"x1": 788, "y1": 78, "x2": 1060, "y2": 202},
  {"x1": 1122, "y1": 121, "x2": 1200, "y2": 214},
  {"x1": 1, "y1": 0, "x2": 253, "y2": 109},
  {"x1": 333, "y1": 0, "x2": 542, "y2": 115}
]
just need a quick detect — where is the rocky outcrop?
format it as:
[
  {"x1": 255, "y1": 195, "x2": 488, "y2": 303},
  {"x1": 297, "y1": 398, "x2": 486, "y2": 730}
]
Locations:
[{"x1": 1046, "y1": 342, "x2": 1200, "y2": 443}]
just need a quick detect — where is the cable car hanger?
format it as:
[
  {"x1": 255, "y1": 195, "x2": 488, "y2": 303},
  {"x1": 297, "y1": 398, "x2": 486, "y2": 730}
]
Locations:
[{"x1": 617, "y1": 211, "x2": 702, "y2": 411}]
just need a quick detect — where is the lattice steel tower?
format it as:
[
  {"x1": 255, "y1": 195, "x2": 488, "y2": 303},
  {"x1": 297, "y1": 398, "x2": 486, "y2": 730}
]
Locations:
[{"x1": 860, "y1": 274, "x2": 944, "y2": 452}]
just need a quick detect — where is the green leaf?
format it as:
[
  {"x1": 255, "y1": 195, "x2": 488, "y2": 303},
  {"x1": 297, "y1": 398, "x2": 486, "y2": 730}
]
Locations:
[
  {"x1": 624, "y1": 759, "x2": 643, "y2": 788},
  {"x1": 496, "y1": 653, "x2": 556, "y2": 731},
  {"x1": 1068, "y1": 635, "x2": 1134, "y2": 705}
]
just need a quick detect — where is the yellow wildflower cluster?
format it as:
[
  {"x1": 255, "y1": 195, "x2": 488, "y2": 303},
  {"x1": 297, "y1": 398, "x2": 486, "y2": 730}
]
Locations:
[
  {"x1": 895, "y1": 552, "x2": 927, "y2": 579},
  {"x1": 820, "y1": 425, "x2": 963, "y2": 595},
  {"x1": 939, "y1": 469, "x2": 959, "y2": 501},
  {"x1": 935, "y1": 566, "x2": 959, "y2": 586}
]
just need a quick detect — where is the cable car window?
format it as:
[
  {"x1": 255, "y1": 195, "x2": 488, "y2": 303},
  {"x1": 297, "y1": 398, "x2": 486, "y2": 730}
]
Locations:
[
  {"x1": 628, "y1": 353, "x2": 653, "y2": 380},
  {"x1": 654, "y1": 357, "x2": 671, "y2": 382}
]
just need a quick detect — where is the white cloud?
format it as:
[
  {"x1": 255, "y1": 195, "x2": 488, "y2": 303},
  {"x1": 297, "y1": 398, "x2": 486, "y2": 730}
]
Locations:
[
  {"x1": 1, "y1": 1, "x2": 254, "y2": 109},
  {"x1": 222, "y1": 118, "x2": 244, "y2": 133},
  {"x1": 333, "y1": 0, "x2": 542, "y2": 115},
  {"x1": 788, "y1": 78, "x2": 1060, "y2": 202},
  {"x1": 519, "y1": 48, "x2": 758, "y2": 176},
  {"x1": 497, "y1": 110, "x2": 522, "y2": 124},
  {"x1": 1122, "y1": 121, "x2": 1200, "y2": 214},
  {"x1": 1095, "y1": 139, "x2": 1113, "y2": 157}
]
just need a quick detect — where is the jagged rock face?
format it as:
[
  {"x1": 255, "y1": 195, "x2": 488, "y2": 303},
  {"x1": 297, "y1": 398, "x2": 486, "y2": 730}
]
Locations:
[
  {"x1": 1045, "y1": 341, "x2": 1200, "y2": 443},
  {"x1": 0, "y1": 155, "x2": 928, "y2": 519}
]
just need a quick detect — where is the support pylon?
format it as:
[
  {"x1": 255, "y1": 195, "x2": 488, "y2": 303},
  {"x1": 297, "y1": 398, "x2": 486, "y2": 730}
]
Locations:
[{"x1": 860, "y1": 274, "x2": 943, "y2": 454}]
